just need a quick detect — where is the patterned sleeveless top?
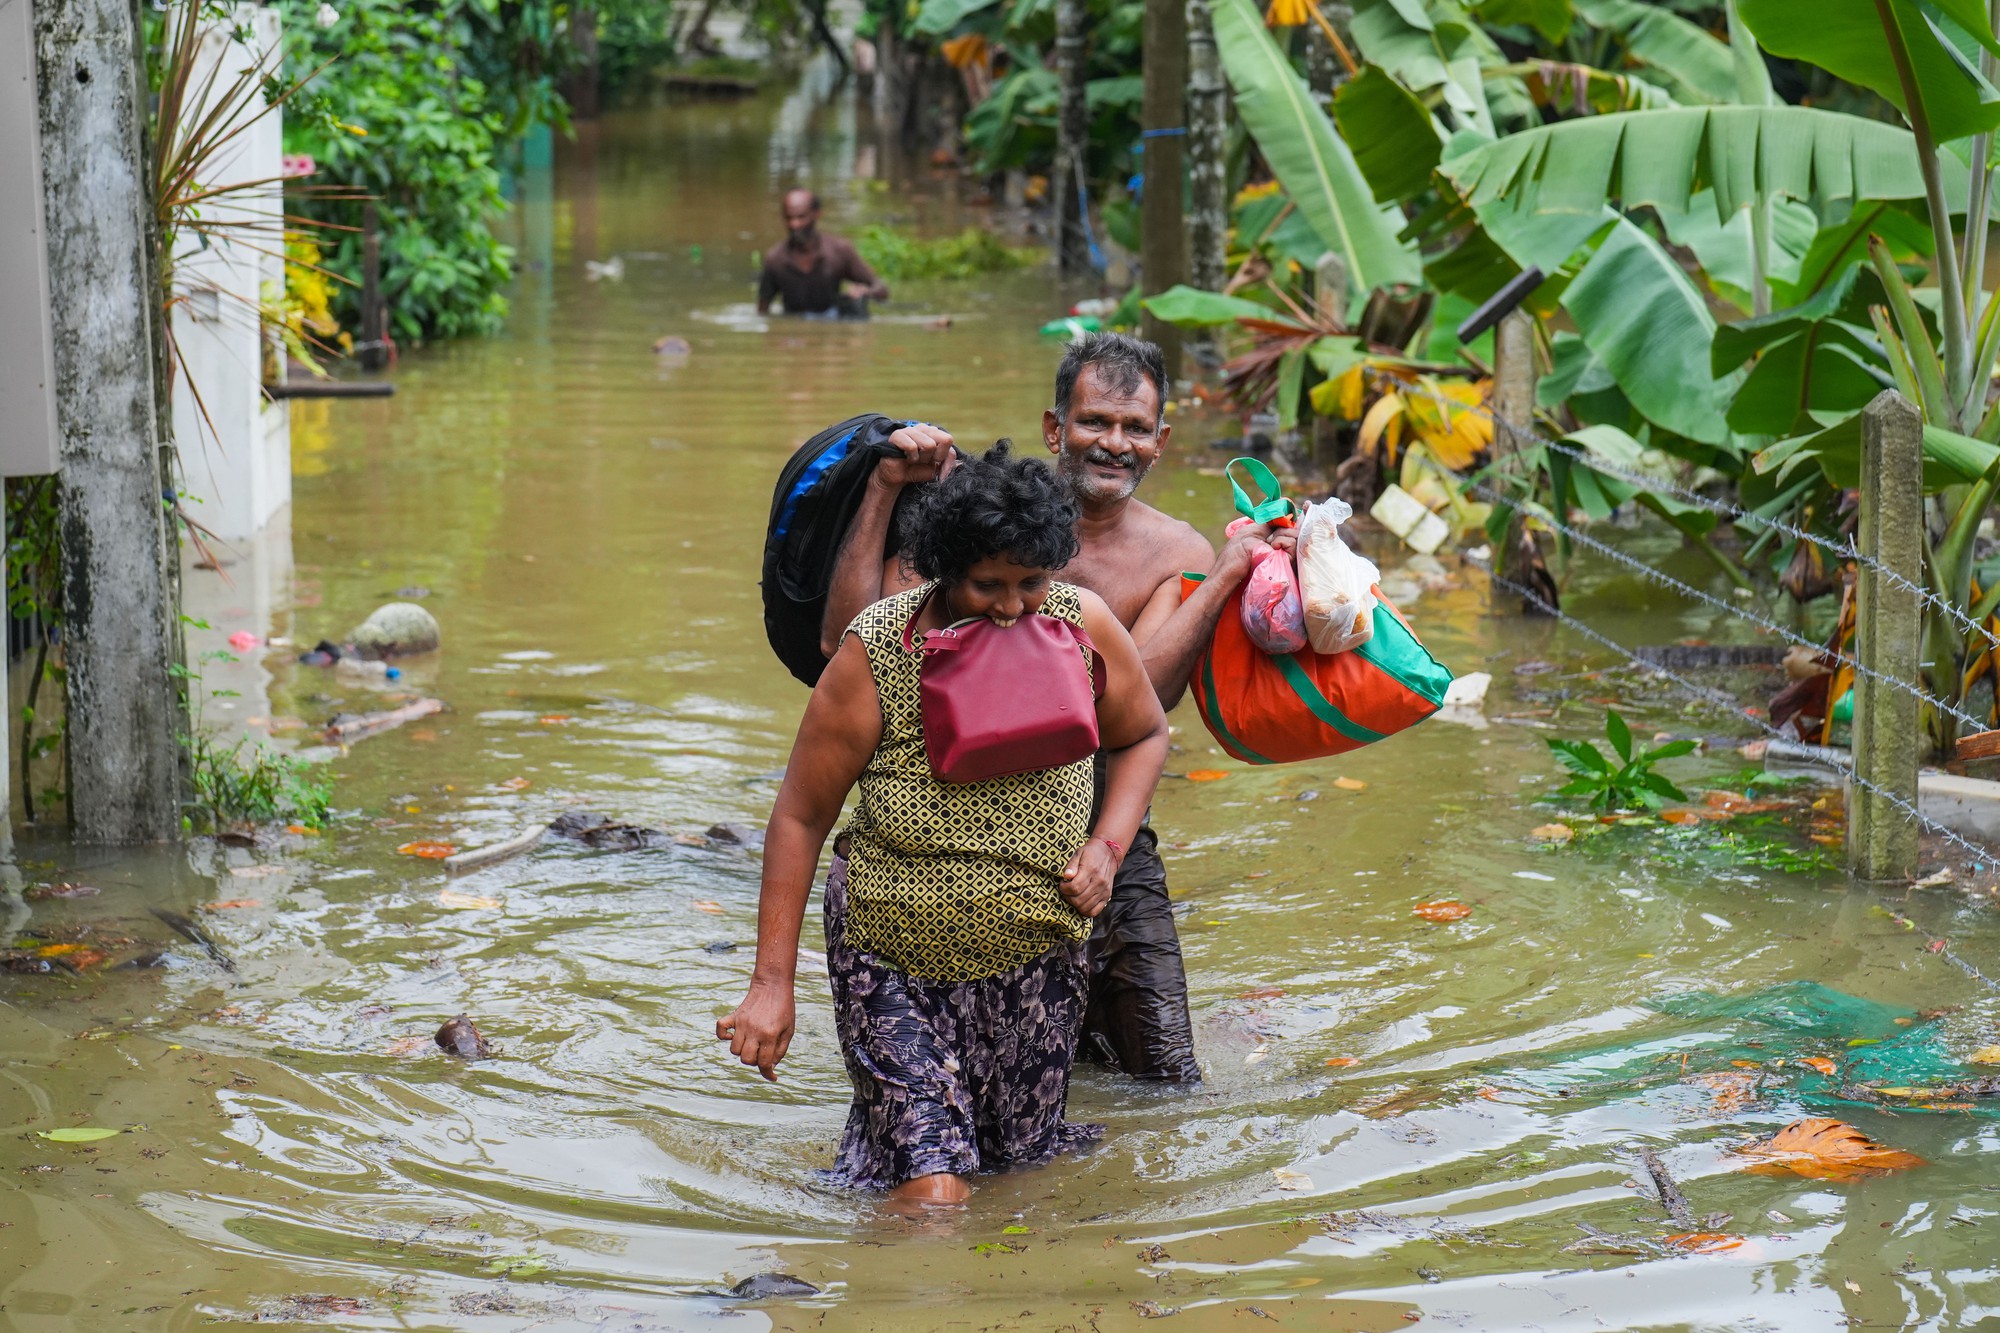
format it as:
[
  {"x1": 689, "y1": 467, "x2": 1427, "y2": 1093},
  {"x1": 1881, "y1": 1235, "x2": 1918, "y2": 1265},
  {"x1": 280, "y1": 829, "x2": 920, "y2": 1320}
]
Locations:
[{"x1": 840, "y1": 581, "x2": 1096, "y2": 981}]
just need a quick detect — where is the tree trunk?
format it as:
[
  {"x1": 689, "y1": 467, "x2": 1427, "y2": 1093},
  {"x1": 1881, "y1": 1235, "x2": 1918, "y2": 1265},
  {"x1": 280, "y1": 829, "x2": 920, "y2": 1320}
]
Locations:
[
  {"x1": 1051, "y1": 0, "x2": 1091, "y2": 275},
  {"x1": 33, "y1": 0, "x2": 186, "y2": 842},
  {"x1": 1140, "y1": 0, "x2": 1188, "y2": 379},
  {"x1": 1185, "y1": 0, "x2": 1228, "y2": 291},
  {"x1": 563, "y1": 5, "x2": 599, "y2": 119}
]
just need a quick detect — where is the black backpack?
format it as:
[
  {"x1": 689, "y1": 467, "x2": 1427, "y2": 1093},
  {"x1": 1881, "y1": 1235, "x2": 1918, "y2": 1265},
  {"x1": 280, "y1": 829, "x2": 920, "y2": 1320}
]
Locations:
[{"x1": 762, "y1": 414, "x2": 911, "y2": 686}]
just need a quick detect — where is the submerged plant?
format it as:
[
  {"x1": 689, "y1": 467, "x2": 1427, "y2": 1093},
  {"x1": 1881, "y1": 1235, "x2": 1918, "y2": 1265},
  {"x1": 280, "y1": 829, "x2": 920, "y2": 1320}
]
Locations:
[
  {"x1": 1547, "y1": 710, "x2": 1695, "y2": 812},
  {"x1": 852, "y1": 224, "x2": 1040, "y2": 282}
]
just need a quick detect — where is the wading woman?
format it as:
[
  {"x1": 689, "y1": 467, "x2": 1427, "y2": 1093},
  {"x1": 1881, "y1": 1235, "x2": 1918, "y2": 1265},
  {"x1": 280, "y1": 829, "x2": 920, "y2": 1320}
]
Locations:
[{"x1": 719, "y1": 444, "x2": 1168, "y2": 1204}]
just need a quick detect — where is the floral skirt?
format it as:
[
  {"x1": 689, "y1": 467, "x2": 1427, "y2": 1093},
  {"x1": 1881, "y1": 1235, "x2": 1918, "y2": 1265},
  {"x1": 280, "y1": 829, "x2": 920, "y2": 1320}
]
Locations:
[{"x1": 822, "y1": 856, "x2": 1103, "y2": 1190}]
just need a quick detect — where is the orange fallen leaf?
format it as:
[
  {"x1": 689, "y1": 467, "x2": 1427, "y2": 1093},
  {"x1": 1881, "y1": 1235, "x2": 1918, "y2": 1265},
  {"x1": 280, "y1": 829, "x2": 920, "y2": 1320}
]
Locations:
[
  {"x1": 1239, "y1": 984, "x2": 1285, "y2": 1000},
  {"x1": 1530, "y1": 823, "x2": 1574, "y2": 843},
  {"x1": 538, "y1": 714, "x2": 572, "y2": 725},
  {"x1": 692, "y1": 900, "x2": 725, "y2": 914},
  {"x1": 1731, "y1": 1060, "x2": 1762, "y2": 1069},
  {"x1": 1413, "y1": 901, "x2": 1472, "y2": 922},
  {"x1": 408, "y1": 728, "x2": 439, "y2": 743},
  {"x1": 1185, "y1": 770, "x2": 1230, "y2": 782},
  {"x1": 36, "y1": 943, "x2": 108, "y2": 968},
  {"x1": 1703, "y1": 790, "x2": 1791, "y2": 814},
  {"x1": 397, "y1": 841, "x2": 458, "y2": 859},
  {"x1": 202, "y1": 899, "x2": 260, "y2": 911},
  {"x1": 1324, "y1": 1057, "x2": 1360, "y2": 1068},
  {"x1": 437, "y1": 890, "x2": 500, "y2": 909},
  {"x1": 1687, "y1": 1069, "x2": 1760, "y2": 1113},
  {"x1": 1662, "y1": 810, "x2": 1702, "y2": 826},
  {"x1": 1810, "y1": 833, "x2": 1844, "y2": 845},
  {"x1": 1800, "y1": 1057, "x2": 1838, "y2": 1075},
  {"x1": 285, "y1": 823, "x2": 320, "y2": 836},
  {"x1": 1333, "y1": 777, "x2": 1367, "y2": 791},
  {"x1": 35, "y1": 943, "x2": 89, "y2": 957},
  {"x1": 498, "y1": 776, "x2": 533, "y2": 791},
  {"x1": 1733, "y1": 1118, "x2": 1925, "y2": 1180},
  {"x1": 1663, "y1": 1233, "x2": 1744, "y2": 1254}
]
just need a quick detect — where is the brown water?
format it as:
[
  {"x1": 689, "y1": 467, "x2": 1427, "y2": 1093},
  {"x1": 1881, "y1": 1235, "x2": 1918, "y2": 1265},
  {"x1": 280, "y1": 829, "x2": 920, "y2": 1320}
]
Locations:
[{"x1": 6, "y1": 73, "x2": 2000, "y2": 1332}]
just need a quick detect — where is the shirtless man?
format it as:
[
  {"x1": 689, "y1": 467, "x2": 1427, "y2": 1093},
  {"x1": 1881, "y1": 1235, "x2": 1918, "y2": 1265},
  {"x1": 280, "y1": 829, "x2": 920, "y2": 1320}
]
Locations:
[
  {"x1": 820, "y1": 332, "x2": 1273, "y2": 1081},
  {"x1": 757, "y1": 188, "x2": 890, "y2": 318}
]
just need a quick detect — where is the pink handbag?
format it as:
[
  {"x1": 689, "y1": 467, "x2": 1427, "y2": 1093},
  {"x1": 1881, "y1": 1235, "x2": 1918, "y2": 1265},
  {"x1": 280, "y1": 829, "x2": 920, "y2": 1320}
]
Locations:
[{"x1": 902, "y1": 588, "x2": 1105, "y2": 783}]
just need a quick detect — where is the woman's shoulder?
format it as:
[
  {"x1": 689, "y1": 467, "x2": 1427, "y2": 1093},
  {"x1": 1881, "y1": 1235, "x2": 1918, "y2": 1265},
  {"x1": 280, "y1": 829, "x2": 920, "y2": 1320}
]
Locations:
[{"x1": 847, "y1": 583, "x2": 932, "y2": 644}]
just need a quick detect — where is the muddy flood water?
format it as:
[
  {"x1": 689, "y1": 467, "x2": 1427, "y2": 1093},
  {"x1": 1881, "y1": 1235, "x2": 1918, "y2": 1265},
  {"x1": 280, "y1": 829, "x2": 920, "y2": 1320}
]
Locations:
[{"x1": 6, "y1": 71, "x2": 2000, "y2": 1333}]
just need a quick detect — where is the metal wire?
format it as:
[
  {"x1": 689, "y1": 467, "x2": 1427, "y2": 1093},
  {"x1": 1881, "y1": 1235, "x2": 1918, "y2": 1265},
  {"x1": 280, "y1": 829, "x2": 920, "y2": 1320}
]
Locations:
[
  {"x1": 1487, "y1": 568, "x2": 2000, "y2": 996},
  {"x1": 1394, "y1": 379, "x2": 2000, "y2": 654},
  {"x1": 1467, "y1": 479, "x2": 1993, "y2": 736}
]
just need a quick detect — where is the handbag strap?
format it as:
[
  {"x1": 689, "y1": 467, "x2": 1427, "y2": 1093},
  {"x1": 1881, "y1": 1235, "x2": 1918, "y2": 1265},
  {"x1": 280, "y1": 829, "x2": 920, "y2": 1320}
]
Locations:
[{"x1": 1227, "y1": 456, "x2": 1296, "y2": 525}]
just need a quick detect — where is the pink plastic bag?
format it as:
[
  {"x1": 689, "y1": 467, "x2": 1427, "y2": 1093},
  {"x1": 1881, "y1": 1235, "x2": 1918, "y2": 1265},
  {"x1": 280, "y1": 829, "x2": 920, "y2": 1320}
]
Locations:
[{"x1": 1239, "y1": 540, "x2": 1308, "y2": 655}]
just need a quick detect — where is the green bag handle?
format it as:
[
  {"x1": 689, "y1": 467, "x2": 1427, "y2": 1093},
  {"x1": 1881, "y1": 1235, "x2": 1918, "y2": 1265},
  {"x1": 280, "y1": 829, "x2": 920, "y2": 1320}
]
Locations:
[{"x1": 1227, "y1": 457, "x2": 1295, "y2": 524}]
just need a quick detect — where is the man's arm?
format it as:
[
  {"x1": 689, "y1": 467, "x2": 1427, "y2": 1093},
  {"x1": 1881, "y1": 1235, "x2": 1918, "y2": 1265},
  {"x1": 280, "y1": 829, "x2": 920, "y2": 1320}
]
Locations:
[
  {"x1": 1127, "y1": 524, "x2": 1272, "y2": 710},
  {"x1": 840, "y1": 242, "x2": 891, "y2": 302},
  {"x1": 818, "y1": 424, "x2": 956, "y2": 658},
  {"x1": 756, "y1": 259, "x2": 779, "y2": 315}
]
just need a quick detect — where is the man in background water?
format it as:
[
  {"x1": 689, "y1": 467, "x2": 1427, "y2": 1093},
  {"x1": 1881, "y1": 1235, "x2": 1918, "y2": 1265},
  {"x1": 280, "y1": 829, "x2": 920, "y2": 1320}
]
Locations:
[{"x1": 757, "y1": 188, "x2": 890, "y2": 318}]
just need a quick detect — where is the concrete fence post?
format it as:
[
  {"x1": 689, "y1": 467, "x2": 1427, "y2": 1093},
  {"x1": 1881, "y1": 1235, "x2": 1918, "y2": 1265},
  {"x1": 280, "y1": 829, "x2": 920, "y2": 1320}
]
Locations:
[{"x1": 1848, "y1": 389, "x2": 1923, "y2": 882}]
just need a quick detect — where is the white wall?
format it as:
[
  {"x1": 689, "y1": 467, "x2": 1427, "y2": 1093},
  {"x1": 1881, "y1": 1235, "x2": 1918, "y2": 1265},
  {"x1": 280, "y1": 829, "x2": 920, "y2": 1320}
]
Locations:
[{"x1": 169, "y1": 5, "x2": 290, "y2": 543}]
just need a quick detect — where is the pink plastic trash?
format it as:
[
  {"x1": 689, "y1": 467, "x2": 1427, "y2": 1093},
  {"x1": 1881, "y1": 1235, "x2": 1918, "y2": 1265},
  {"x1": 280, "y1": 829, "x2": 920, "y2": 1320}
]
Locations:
[
  {"x1": 228, "y1": 631, "x2": 261, "y2": 652},
  {"x1": 1239, "y1": 540, "x2": 1308, "y2": 655}
]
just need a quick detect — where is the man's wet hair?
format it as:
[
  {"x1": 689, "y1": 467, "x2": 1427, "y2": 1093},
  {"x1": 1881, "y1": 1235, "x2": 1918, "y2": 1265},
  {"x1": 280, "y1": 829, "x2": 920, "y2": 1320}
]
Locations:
[
  {"x1": 901, "y1": 442, "x2": 1081, "y2": 584},
  {"x1": 1052, "y1": 331, "x2": 1168, "y2": 429}
]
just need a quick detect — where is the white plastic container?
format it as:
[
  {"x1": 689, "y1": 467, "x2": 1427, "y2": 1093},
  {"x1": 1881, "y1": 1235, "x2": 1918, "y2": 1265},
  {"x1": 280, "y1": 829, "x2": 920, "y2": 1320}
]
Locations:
[{"x1": 1370, "y1": 484, "x2": 1451, "y2": 555}]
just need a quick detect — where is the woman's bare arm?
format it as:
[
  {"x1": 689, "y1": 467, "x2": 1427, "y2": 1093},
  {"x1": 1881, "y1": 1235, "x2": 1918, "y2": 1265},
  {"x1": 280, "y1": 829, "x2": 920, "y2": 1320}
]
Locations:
[{"x1": 719, "y1": 636, "x2": 882, "y2": 1080}]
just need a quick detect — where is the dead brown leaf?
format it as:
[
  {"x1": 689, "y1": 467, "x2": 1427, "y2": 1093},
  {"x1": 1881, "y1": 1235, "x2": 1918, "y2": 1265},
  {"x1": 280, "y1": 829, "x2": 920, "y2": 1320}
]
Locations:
[
  {"x1": 202, "y1": 899, "x2": 260, "y2": 911},
  {"x1": 1530, "y1": 823, "x2": 1574, "y2": 843},
  {"x1": 1799, "y1": 1056, "x2": 1838, "y2": 1075},
  {"x1": 1333, "y1": 777, "x2": 1367, "y2": 791},
  {"x1": 1687, "y1": 1069, "x2": 1760, "y2": 1113},
  {"x1": 1413, "y1": 901, "x2": 1472, "y2": 922},
  {"x1": 1662, "y1": 1233, "x2": 1744, "y2": 1254},
  {"x1": 1733, "y1": 1118, "x2": 1925, "y2": 1180}
]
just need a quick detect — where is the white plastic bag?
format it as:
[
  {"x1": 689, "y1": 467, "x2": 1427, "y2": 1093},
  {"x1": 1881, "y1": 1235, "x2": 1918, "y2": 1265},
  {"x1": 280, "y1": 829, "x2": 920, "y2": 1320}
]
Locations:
[{"x1": 1296, "y1": 498, "x2": 1379, "y2": 654}]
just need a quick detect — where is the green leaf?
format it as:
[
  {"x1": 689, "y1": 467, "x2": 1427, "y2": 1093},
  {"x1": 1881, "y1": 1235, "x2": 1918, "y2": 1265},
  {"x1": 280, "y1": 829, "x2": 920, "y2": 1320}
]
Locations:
[
  {"x1": 1654, "y1": 190, "x2": 1817, "y2": 311},
  {"x1": 1548, "y1": 738, "x2": 1612, "y2": 773},
  {"x1": 1772, "y1": 200, "x2": 1934, "y2": 309},
  {"x1": 39, "y1": 1126, "x2": 122, "y2": 1142},
  {"x1": 1351, "y1": 0, "x2": 1504, "y2": 138},
  {"x1": 1573, "y1": 0, "x2": 1737, "y2": 105},
  {"x1": 1333, "y1": 65, "x2": 1445, "y2": 205},
  {"x1": 1755, "y1": 413, "x2": 2000, "y2": 490},
  {"x1": 1644, "y1": 739, "x2": 1701, "y2": 760},
  {"x1": 1640, "y1": 770, "x2": 1690, "y2": 801},
  {"x1": 1604, "y1": 709, "x2": 1633, "y2": 762},
  {"x1": 1141, "y1": 285, "x2": 1281, "y2": 328},
  {"x1": 1476, "y1": 0, "x2": 1572, "y2": 43},
  {"x1": 1211, "y1": 0, "x2": 1424, "y2": 291},
  {"x1": 1738, "y1": 0, "x2": 2000, "y2": 142},
  {"x1": 1561, "y1": 217, "x2": 1742, "y2": 446},
  {"x1": 1438, "y1": 107, "x2": 1926, "y2": 224},
  {"x1": 911, "y1": 0, "x2": 1004, "y2": 36},
  {"x1": 1276, "y1": 347, "x2": 1307, "y2": 430}
]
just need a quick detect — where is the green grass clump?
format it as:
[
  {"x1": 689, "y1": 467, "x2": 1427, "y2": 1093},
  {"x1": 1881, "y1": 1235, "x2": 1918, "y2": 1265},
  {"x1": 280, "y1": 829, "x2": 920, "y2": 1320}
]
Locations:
[{"x1": 854, "y1": 224, "x2": 1041, "y2": 281}]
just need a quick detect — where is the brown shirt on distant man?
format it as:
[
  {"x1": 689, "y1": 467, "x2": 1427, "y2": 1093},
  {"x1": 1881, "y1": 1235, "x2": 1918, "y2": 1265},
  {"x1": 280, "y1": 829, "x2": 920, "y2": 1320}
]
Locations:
[{"x1": 757, "y1": 233, "x2": 884, "y2": 315}]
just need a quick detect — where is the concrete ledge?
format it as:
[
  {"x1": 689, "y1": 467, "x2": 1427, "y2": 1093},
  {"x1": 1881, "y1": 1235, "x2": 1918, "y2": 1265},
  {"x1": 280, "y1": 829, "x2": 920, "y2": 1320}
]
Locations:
[{"x1": 1915, "y1": 773, "x2": 2000, "y2": 844}]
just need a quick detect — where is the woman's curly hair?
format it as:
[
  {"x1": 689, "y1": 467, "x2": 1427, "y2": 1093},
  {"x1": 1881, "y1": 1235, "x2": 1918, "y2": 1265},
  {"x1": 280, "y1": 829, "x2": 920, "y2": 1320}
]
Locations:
[{"x1": 900, "y1": 441, "x2": 1081, "y2": 583}]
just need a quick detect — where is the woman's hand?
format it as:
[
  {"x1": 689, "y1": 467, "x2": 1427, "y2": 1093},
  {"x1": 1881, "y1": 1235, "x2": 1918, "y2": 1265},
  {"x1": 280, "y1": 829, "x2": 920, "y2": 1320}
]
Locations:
[
  {"x1": 718, "y1": 980, "x2": 797, "y2": 1082},
  {"x1": 1059, "y1": 838, "x2": 1120, "y2": 918}
]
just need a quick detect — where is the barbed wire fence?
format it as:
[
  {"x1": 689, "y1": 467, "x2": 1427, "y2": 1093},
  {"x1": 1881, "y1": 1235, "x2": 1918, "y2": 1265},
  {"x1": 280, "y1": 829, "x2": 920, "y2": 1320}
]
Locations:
[{"x1": 1345, "y1": 378, "x2": 2000, "y2": 993}]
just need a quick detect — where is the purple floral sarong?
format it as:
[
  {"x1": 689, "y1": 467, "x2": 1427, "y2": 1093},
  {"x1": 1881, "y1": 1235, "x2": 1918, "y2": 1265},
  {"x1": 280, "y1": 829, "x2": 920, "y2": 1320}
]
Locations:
[{"x1": 822, "y1": 856, "x2": 1103, "y2": 1190}]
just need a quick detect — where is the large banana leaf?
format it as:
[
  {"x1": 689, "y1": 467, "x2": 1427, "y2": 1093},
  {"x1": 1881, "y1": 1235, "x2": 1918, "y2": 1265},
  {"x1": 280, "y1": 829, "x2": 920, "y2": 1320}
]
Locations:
[
  {"x1": 1438, "y1": 107, "x2": 1926, "y2": 222},
  {"x1": 1142, "y1": 286, "x2": 1285, "y2": 327},
  {"x1": 1571, "y1": 0, "x2": 1736, "y2": 105},
  {"x1": 912, "y1": 0, "x2": 1004, "y2": 36},
  {"x1": 1350, "y1": 0, "x2": 1518, "y2": 138},
  {"x1": 1770, "y1": 200, "x2": 1934, "y2": 308},
  {"x1": 1562, "y1": 217, "x2": 1742, "y2": 446},
  {"x1": 1474, "y1": 0, "x2": 1570, "y2": 43},
  {"x1": 1333, "y1": 64, "x2": 1446, "y2": 204},
  {"x1": 1210, "y1": 0, "x2": 1424, "y2": 291},
  {"x1": 1654, "y1": 188, "x2": 1816, "y2": 311},
  {"x1": 1738, "y1": 0, "x2": 2000, "y2": 143}
]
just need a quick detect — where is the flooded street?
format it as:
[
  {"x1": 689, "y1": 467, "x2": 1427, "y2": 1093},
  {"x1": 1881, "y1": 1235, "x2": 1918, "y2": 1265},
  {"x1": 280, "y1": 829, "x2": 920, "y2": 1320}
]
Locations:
[{"x1": 6, "y1": 72, "x2": 2000, "y2": 1332}]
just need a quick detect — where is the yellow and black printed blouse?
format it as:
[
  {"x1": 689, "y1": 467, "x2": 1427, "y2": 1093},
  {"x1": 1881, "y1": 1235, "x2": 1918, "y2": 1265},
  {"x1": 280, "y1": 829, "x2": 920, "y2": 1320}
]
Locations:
[{"x1": 839, "y1": 581, "x2": 1095, "y2": 981}]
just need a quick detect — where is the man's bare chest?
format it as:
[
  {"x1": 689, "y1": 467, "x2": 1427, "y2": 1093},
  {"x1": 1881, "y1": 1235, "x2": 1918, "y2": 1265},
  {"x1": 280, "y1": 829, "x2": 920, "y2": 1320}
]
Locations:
[{"x1": 1064, "y1": 546, "x2": 1171, "y2": 629}]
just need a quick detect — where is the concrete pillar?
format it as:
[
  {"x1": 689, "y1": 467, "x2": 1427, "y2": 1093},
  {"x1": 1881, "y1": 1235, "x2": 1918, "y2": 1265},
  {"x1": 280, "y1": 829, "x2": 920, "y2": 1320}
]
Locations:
[
  {"x1": 1848, "y1": 390, "x2": 1924, "y2": 882},
  {"x1": 34, "y1": 0, "x2": 187, "y2": 842},
  {"x1": 1490, "y1": 307, "x2": 1540, "y2": 607}
]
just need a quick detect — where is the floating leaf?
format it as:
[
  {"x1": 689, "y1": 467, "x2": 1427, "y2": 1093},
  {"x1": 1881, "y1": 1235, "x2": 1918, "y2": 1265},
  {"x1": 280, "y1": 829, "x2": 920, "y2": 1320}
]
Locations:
[
  {"x1": 437, "y1": 890, "x2": 500, "y2": 910},
  {"x1": 1688, "y1": 1069, "x2": 1760, "y2": 1113},
  {"x1": 1333, "y1": 777, "x2": 1367, "y2": 791},
  {"x1": 1733, "y1": 1118, "x2": 1925, "y2": 1180},
  {"x1": 1325, "y1": 1056, "x2": 1361, "y2": 1068},
  {"x1": 1001, "y1": 1224, "x2": 1034, "y2": 1234},
  {"x1": 1661, "y1": 809, "x2": 1703, "y2": 826},
  {"x1": 39, "y1": 1126, "x2": 121, "y2": 1142},
  {"x1": 1663, "y1": 1233, "x2": 1744, "y2": 1254},
  {"x1": 35, "y1": 943, "x2": 89, "y2": 957},
  {"x1": 1270, "y1": 1168, "x2": 1312, "y2": 1191},
  {"x1": 202, "y1": 899, "x2": 260, "y2": 911},
  {"x1": 498, "y1": 776, "x2": 533, "y2": 791},
  {"x1": 397, "y1": 841, "x2": 458, "y2": 859},
  {"x1": 537, "y1": 715, "x2": 571, "y2": 726},
  {"x1": 1185, "y1": 770, "x2": 1231, "y2": 782},
  {"x1": 1970, "y1": 1046, "x2": 2000, "y2": 1065},
  {"x1": 1530, "y1": 823, "x2": 1575, "y2": 843},
  {"x1": 692, "y1": 900, "x2": 725, "y2": 914},
  {"x1": 384, "y1": 1035, "x2": 432, "y2": 1057},
  {"x1": 1413, "y1": 900, "x2": 1473, "y2": 922},
  {"x1": 1239, "y1": 984, "x2": 1286, "y2": 1000},
  {"x1": 1799, "y1": 1056, "x2": 1838, "y2": 1075}
]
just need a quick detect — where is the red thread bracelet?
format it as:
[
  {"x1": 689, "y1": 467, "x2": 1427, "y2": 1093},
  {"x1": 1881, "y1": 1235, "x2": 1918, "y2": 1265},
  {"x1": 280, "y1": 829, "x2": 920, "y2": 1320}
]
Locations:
[{"x1": 1091, "y1": 835, "x2": 1124, "y2": 861}]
